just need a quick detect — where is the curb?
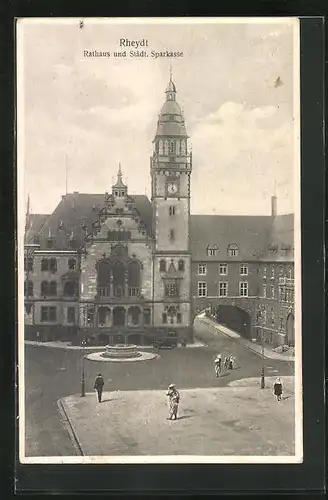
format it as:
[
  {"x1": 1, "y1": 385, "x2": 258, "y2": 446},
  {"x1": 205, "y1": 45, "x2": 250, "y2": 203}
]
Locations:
[
  {"x1": 25, "y1": 341, "x2": 206, "y2": 351},
  {"x1": 57, "y1": 398, "x2": 84, "y2": 456},
  {"x1": 199, "y1": 319, "x2": 294, "y2": 362}
]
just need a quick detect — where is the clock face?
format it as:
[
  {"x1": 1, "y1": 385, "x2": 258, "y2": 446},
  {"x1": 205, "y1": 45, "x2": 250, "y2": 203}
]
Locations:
[{"x1": 167, "y1": 182, "x2": 178, "y2": 195}]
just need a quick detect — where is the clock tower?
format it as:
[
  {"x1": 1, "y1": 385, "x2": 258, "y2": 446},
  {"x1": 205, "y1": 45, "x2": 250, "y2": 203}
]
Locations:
[{"x1": 150, "y1": 74, "x2": 193, "y2": 340}]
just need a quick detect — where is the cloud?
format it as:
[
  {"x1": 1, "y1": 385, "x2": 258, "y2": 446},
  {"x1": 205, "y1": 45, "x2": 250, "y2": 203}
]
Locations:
[{"x1": 190, "y1": 101, "x2": 294, "y2": 215}]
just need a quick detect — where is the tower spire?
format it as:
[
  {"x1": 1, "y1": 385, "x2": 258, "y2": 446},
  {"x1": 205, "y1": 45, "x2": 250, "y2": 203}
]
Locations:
[{"x1": 169, "y1": 63, "x2": 172, "y2": 81}]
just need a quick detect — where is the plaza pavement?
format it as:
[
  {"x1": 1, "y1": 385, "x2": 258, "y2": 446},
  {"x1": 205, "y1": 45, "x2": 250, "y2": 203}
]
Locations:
[{"x1": 59, "y1": 376, "x2": 295, "y2": 458}]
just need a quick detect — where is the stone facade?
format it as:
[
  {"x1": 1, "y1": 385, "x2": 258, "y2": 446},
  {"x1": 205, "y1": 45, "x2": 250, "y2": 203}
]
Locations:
[{"x1": 23, "y1": 77, "x2": 295, "y2": 347}]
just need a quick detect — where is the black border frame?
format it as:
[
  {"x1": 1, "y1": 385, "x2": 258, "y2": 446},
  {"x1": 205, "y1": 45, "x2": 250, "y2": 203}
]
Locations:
[{"x1": 1, "y1": 3, "x2": 325, "y2": 496}]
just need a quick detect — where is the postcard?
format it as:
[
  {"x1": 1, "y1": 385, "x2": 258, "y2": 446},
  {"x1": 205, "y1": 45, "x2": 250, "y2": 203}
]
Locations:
[{"x1": 17, "y1": 17, "x2": 302, "y2": 464}]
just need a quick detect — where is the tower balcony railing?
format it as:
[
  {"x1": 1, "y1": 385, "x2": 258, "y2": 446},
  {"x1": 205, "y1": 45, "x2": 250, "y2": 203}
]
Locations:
[
  {"x1": 151, "y1": 152, "x2": 192, "y2": 166},
  {"x1": 129, "y1": 287, "x2": 140, "y2": 297},
  {"x1": 113, "y1": 286, "x2": 125, "y2": 298},
  {"x1": 278, "y1": 277, "x2": 294, "y2": 286}
]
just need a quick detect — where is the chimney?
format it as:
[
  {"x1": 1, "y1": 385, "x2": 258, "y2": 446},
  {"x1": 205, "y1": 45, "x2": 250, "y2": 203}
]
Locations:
[{"x1": 271, "y1": 195, "x2": 277, "y2": 217}]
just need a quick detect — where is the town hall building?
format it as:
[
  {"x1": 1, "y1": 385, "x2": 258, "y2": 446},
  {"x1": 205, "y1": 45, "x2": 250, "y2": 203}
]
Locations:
[{"x1": 24, "y1": 76, "x2": 295, "y2": 348}]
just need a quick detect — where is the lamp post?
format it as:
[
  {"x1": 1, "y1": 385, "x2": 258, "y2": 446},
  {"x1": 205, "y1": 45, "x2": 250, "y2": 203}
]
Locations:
[
  {"x1": 81, "y1": 338, "x2": 86, "y2": 397},
  {"x1": 260, "y1": 325, "x2": 265, "y2": 389},
  {"x1": 253, "y1": 250, "x2": 265, "y2": 389}
]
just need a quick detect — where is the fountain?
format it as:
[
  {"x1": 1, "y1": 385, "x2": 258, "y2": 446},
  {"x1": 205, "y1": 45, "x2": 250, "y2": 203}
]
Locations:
[
  {"x1": 101, "y1": 344, "x2": 142, "y2": 359},
  {"x1": 85, "y1": 343, "x2": 158, "y2": 363}
]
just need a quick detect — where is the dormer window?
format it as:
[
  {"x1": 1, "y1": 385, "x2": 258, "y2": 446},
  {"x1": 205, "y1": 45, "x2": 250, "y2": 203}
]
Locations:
[
  {"x1": 227, "y1": 244, "x2": 239, "y2": 257},
  {"x1": 207, "y1": 244, "x2": 218, "y2": 256}
]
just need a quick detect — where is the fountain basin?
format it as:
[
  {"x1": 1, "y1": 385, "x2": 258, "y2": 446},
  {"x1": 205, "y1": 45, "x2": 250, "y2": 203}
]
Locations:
[
  {"x1": 101, "y1": 344, "x2": 141, "y2": 359},
  {"x1": 85, "y1": 343, "x2": 159, "y2": 363}
]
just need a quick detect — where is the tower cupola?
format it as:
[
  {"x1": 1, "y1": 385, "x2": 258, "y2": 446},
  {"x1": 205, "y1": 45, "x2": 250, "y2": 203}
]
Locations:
[{"x1": 112, "y1": 163, "x2": 127, "y2": 198}]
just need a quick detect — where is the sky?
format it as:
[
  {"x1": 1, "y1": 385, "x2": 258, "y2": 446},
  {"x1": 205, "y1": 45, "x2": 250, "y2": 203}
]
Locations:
[{"x1": 17, "y1": 18, "x2": 299, "y2": 216}]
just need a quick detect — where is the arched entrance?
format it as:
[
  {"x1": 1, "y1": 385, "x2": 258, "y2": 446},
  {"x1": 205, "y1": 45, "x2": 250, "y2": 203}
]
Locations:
[
  {"x1": 214, "y1": 305, "x2": 251, "y2": 338},
  {"x1": 113, "y1": 306, "x2": 126, "y2": 327},
  {"x1": 286, "y1": 313, "x2": 295, "y2": 346},
  {"x1": 127, "y1": 306, "x2": 141, "y2": 326}
]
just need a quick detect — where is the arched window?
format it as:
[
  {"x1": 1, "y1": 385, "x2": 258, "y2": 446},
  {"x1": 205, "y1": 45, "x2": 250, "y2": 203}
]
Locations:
[
  {"x1": 207, "y1": 244, "x2": 219, "y2": 256},
  {"x1": 159, "y1": 140, "x2": 163, "y2": 155},
  {"x1": 68, "y1": 258, "x2": 76, "y2": 270},
  {"x1": 50, "y1": 258, "x2": 57, "y2": 273},
  {"x1": 227, "y1": 244, "x2": 239, "y2": 257},
  {"x1": 97, "y1": 260, "x2": 111, "y2": 287},
  {"x1": 164, "y1": 140, "x2": 169, "y2": 155},
  {"x1": 49, "y1": 281, "x2": 57, "y2": 296},
  {"x1": 169, "y1": 141, "x2": 175, "y2": 154},
  {"x1": 64, "y1": 281, "x2": 78, "y2": 296},
  {"x1": 41, "y1": 281, "x2": 49, "y2": 296},
  {"x1": 159, "y1": 260, "x2": 166, "y2": 272},
  {"x1": 112, "y1": 261, "x2": 126, "y2": 297},
  {"x1": 41, "y1": 258, "x2": 49, "y2": 271},
  {"x1": 178, "y1": 259, "x2": 185, "y2": 271},
  {"x1": 128, "y1": 261, "x2": 140, "y2": 288}
]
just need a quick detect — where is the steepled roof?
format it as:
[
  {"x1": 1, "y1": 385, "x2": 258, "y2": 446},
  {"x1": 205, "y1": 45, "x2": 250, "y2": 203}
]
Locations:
[
  {"x1": 155, "y1": 75, "x2": 188, "y2": 138},
  {"x1": 112, "y1": 163, "x2": 127, "y2": 189}
]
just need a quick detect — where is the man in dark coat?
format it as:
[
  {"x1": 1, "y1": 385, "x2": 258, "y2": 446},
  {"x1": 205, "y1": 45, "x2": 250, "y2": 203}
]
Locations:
[{"x1": 94, "y1": 373, "x2": 105, "y2": 403}]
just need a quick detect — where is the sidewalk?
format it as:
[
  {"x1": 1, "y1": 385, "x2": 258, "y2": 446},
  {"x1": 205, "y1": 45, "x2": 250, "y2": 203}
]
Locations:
[
  {"x1": 59, "y1": 376, "x2": 295, "y2": 458},
  {"x1": 198, "y1": 316, "x2": 294, "y2": 362},
  {"x1": 25, "y1": 339, "x2": 205, "y2": 351}
]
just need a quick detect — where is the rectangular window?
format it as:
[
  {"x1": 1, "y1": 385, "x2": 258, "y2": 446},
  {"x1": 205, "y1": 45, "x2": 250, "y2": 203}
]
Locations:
[
  {"x1": 41, "y1": 306, "x2": 57, "y2": 322},
  {"x1": 271, "y1": 285, "x2": 275, "y2": 298},
  {"x1": 279, "y1": 317, "x2": 283, "y2": 330},
  {"x1": 288, "y1": 267, "x2": 293, "y2": 279},
  {"x1": 176, "y1": 313, "x2": 182, "y2": 324},
  {"x1": 41, "y1": 306, "x2": 48, "y2": 322},
  {"x1": 143, "y1": 309, "x2": 151, "y2": 325},
  {"x1": 262, "y1": 309, "x2": 267, "y2": 323},
  {"x1": 219, "y1": 263, "x2": 227, "y2": 275},
  {"x1": 271, "y1": 308, "x2": 275, "y2": 325},
  {"x1": 271, "y1": 265, "x2": 275, "y2": 279},
  {"x1": 198, "y1": 263, "x2": 207, "y2": 275},
  {"x1": 219, "y1": 282, "x2": 228, "y2": 297},
  {"x1": 24, "y1": 257, "x2": 33, "y2": 272},
  {"x1": 162, "y1": 313, "x2": 167, "y2": 324},
  {"x1": 198, "y1": 281, "x2": 207, "y2": 297},
  {"x1": 67, "y1": 307, "x2": 75, "y2": 324},
  {"x1": 240, "y1": 263, "x2": 248, "y2": 276},
  {"x1": 263, "y1": 265, "x2": 267, "y2": 279},
  {"x1": 239, "y1": 281, "x2": 248, "y2": 297},
  {"x1": 263, "y1": 284, "x2": 267, "y2": 298},
  {"x1": 169, "y1": 206, "x2": 176, "y2": 216},
  {"x1": 169, "y1": 229, "x2": 175, "y2": 241}
]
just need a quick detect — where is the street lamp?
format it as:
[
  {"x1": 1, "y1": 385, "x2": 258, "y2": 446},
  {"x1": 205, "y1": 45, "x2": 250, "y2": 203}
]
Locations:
[
  {"x1": 81, "y1": 338, "x2": 86, "y2": 397},
  {"x1": 260, "y1": 326, "x2": 265, "y2": 389}
]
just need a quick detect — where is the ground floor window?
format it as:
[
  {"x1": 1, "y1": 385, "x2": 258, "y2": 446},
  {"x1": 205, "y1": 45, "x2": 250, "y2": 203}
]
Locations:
[
  {"x1": 41, "y1": 306, "x2": 57, "y2": 322},
  {"x1": 143, "y1": 308, "x2": 151, "y2": 325},
  {"x1": 67, "y1": 307, "x2": 76, "y2": 324}
]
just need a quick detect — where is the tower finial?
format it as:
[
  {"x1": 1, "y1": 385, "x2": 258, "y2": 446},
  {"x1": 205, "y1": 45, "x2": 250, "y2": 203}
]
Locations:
[
  {"x1": 274, "y1": 180, "x2": 277, "y2": 196},
  {"x1": 169, "y1": 63, "x2": 172, "y2": 81}
]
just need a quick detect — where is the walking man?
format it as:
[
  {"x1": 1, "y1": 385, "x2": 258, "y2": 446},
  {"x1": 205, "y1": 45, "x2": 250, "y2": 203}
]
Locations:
[
  {"x1": 166, "y1": 383, "x2": 180, "y2": 420},
  {"x1": 273, "y1": 377, "x2": 283, "y2": 401},
  {"x1": 214, "y1": 354, "x2": 222, "y2": 377},
  {"x1": 94, "y1": 373, "x2": 105, "y2": 403}
]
